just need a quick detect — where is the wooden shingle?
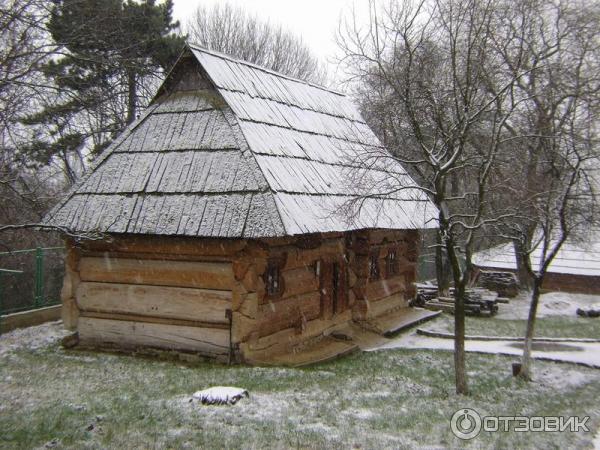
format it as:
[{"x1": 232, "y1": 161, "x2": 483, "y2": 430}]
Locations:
[{"x1": 44, "y1": 44, "x2": 437, "y2": 238}]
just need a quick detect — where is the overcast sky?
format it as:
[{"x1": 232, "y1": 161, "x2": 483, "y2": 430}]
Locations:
[{"x1": 172, "y1": 0, "x2": 369, "y2": 82}]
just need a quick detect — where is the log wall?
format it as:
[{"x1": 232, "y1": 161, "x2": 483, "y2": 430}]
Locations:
[
  {"x1": 63, "y1": 229, "x2": 420, "y2": 363},
  {"x1": 237, "y1": 229, "x2": 420, "y2": 362},
  {"x1": 65, "y1": 236, "x2": 241, "y2": 361},
  {"x1": 349, "y1": 229, "x2": 418, "y2": 320}
]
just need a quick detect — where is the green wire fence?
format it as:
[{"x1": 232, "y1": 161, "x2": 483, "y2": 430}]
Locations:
[{"x1": 0, "y1": 247, "x2": 65, "y2": 331}]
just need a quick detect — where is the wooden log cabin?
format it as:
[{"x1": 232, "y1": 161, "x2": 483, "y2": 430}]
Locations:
[{"x1": 44, "y1": 44, "x2": 438, "y2": 365}]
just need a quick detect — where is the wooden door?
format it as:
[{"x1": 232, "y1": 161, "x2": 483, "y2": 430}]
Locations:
[{"x1": 320, "y1": 258, "x2": 348, "y2": 319}]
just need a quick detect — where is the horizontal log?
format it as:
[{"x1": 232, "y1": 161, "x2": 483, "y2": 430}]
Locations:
[
  {"x1": 259, "y1": 232, "x2": 344, "y2": 249},
  {"x1": 77, "y1": 282, "x2": 231, "y2": 323},
  {"x1": 257, "y1": 236, "x2": 298, "y2": 247},
  {"x1": 368, "y1": 229, "x2": 410, "y2": 244},
  {"x1": 79, "y1": 235, "x2": 247, "y2": 257},
  {"x1": 242, "y1": 309, "x2": 353, "y2": 359},
  {"x1": 282, "y1": 266, "x2": 319, "y2": 299},
  {"x1": 80, "y1": 251, "x2": 232, "y2": 263},
  {"x1": 367, "y1": 293, "x2": 408, "y2": 318},
  {"x1": 258, "y1": 291, "x2": 321, "y2": 337},
  {"x1": 79, "y1": 257, "x2": 235, "y2": 290},
  {"x1": 78, "y1": 317, "x2": 230, "y2": 356},
  {"x1": 259, "y1": 266, "x2": 318, "y2": 303},
  {"x1": 281, "y1": 240, "x2": 345, "y2": 271},
  {"x1": 79, "y1": 311, "x2": 229, "y2": 329},
  {"x1": 366, "y1": 276, "x2": 406, "y2": 301}
]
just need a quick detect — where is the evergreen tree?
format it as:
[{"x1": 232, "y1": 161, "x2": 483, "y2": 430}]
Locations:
[{"x1": 21, "y1": 0, "x2": 184, "y2": 181}]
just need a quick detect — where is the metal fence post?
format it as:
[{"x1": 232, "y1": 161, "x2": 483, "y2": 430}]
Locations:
[{"x1": 34, "y1": 247, "x2": 44, "y2": 308}]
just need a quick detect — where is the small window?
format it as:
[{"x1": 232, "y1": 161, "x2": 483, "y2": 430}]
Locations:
[
  {"x1": 265, "y1": 261, "x2": 281, "y2": 296},
  {"x1": 386, "y1": 249, "x2": 399, "y2": 277},
  {"x1": 369, "y1": 254, "x2": 380, "y2": 280}
]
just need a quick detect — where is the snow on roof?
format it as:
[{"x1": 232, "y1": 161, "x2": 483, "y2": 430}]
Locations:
[
  {"x1": 473, "y1": 234, "x2": 600, "y2": 277},
  {"x1": 44, "y1": 44, "x2": 437, "y2": 238}
]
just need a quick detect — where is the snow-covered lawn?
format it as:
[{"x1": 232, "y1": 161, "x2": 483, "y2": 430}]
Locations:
[
  {"x1": 495, "y1": 291, "x2": 600, "y2": 320},
  {"x1": 1, "y1": 312, "x2": 599, "y2": 449},
  {"x1": 379, "y1": 333, "x2": 600, "y2": 368},
  {"x1": 0, "y1": 320, "x2": 68, "y2": 358},
  {"x1": 379, "y1": 291, "x2": 600, "y2": 368}
]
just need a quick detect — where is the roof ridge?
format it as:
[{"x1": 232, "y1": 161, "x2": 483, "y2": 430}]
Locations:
[{"x1": 188, "y1": 43, "x2": 346, "y2": 97}]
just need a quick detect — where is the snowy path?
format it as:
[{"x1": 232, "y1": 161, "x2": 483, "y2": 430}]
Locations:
[
  {"x1": 371, "y1": 291, "x2": 600, "y2": 368},
  {"x1": 375, "y1": 331, "x2": 600, "y2": 368}
]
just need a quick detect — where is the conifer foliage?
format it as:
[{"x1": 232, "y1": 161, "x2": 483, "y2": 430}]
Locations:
[{"x1": 22, "y1": 0, "x2": 184, "y2": 180}]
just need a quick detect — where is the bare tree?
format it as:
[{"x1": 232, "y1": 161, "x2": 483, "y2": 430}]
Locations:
[
  {"x1": 489, "y1": 0, "x2": 600, "y2": 293},
  {"x1": 338, "y1": 0, "x2": 525, "y2": 394},
  {"x1": 0, "y1": 0, "x2": 66, "y2": 249},
  {"x1": 0, "y1": 0, "x2": 174, "y2": 249},
  {"x1": 489, "y1": 0, "x2": 600, "y2": 379},
  {"x1": 186, "y1": 2, "x2": 327, "y2": 84},
  {"x1": 0, "y1": 0, "x2": 57, "y2": 166}
]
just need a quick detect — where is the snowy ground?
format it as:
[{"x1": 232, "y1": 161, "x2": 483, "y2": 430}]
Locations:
[
  {"x1": 0, "y1": 320, "x2": 68, "y2": 357},
  {"x1": 379, "y1": 291, "x2": 600, "y2": 368},
  {"x1": 378, "y1": 332, "x2": 600, "y2": 368},
  {"x1": 495, "y1": 291, "x2": 600, "y2": 320},
  {"x1": 3, "y1": 322, "x2": 598, "y2": 449},
  {"x1": 0, "y1": 292, "x2": 599, "y2": 448}
]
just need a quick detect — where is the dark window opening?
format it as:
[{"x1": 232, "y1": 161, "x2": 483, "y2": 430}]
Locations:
[
  {"x1": 332, "y1": 262, "x2": 340, "y2": 314},
  {"x1": 265, "y1": 262, "x2": 281, "y2": 296},
  {"x1": 387, "y1": 249, "x2": 399, "y2": 277},
  {"x1": 369, "y1": 254, "x2": 380, "y2": 280}
]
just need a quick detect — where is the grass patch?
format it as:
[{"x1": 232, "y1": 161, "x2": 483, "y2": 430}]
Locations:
[
  {"x1": 1, "y1": 330, "x2": 599, "y2": 449},
  {"x1": 430, "y1": 314, "x2": 600, "y2": 339}
]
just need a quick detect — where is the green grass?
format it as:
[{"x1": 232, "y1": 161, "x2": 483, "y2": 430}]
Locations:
[
  {"x1": 1, "y1": 326, "x2": 599, "y2": 449},
  {"x1": 429, "y1": 314, "x2": 600, "y2": 339}
]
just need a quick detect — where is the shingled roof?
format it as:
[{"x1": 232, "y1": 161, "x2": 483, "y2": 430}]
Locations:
[
  {"x1": 44, "y1": 44, "x2": 437, "y2": 238},
  {"x1": 473, "y1": 232, "x2": 600, "y2": 277}
]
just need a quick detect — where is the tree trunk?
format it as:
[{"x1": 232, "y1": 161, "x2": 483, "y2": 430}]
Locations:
[
  {"x1": 445, "y1": 236, "x2": 468, "y2": 395},
  {"x1": 435, "y1": 231, "x2": 451, "y2": 296},
  {"x1": 453, "y1": 281, "x2": 468, "y2": 394},
  {"x1": 518, "y1": 277, "x2": 542, "y2": 380},
  {"x1": 126, "y1": 69, "x2": 137, "y2": 125},
  {"x1": 514, "y1": 234, "x2": 534, "y2": 291}
]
